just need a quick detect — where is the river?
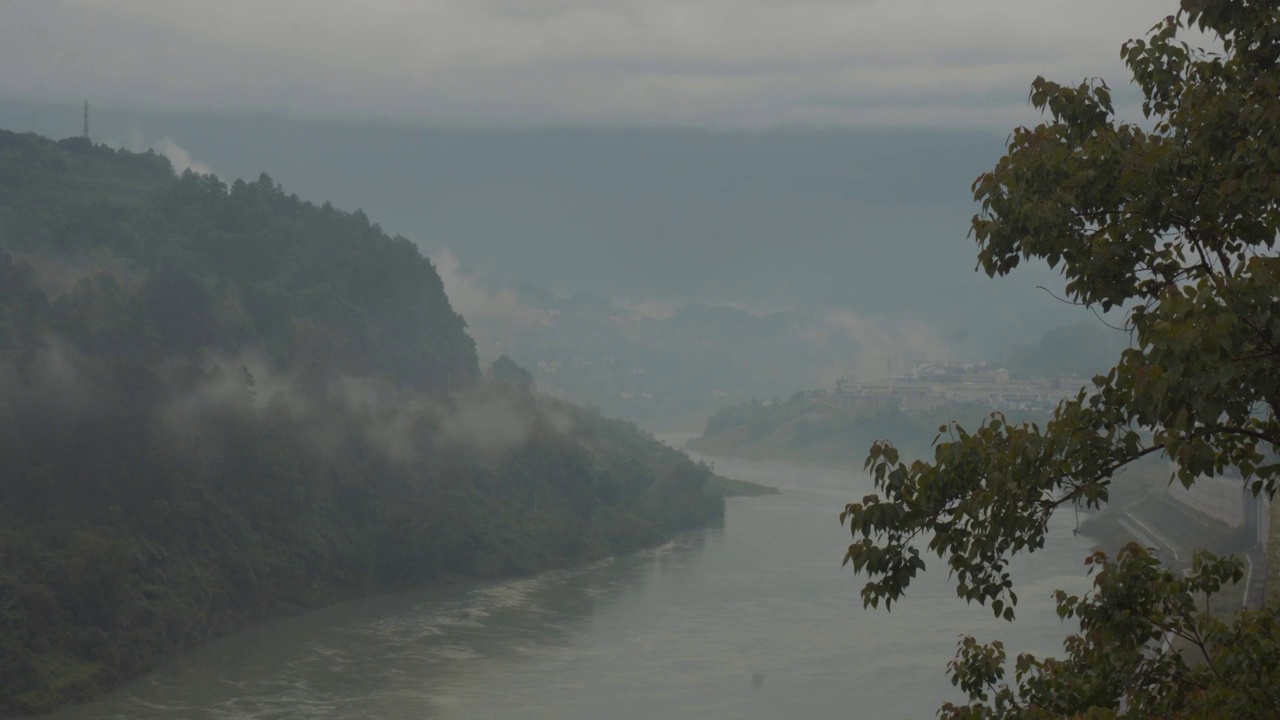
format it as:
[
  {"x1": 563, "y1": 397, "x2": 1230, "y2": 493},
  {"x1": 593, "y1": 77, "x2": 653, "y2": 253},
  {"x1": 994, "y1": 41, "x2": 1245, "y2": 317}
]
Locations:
[{"x1": 50, "y1": 445, "x2": 1095, "y2": 720}]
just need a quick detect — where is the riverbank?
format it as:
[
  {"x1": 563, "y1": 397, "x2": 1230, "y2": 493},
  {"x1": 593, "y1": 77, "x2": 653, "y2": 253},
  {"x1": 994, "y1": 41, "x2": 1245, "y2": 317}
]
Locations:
[
  {"x1": 693, "y1": 441, "x2": 1266, "y2": 610},
  {"x1": 704, "y1": 474, "x2": 782, "y2": 497},
  {"x1": 4, "y1": 462, "x2": 778, "y2": 719},
  {"x1": 37, "y1": 452, "x2": 1093, "y2": 720}
]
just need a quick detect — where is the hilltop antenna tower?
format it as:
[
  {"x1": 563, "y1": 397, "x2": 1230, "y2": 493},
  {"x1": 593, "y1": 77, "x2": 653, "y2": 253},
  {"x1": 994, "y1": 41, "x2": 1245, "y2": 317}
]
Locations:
[{"x1": 82, "y1": 101, "x2": 90, "y2": 139}]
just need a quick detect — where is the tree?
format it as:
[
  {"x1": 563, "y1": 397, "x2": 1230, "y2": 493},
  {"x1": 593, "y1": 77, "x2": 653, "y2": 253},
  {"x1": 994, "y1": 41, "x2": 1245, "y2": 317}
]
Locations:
[
  {"x1": 841, "y1": 1, "x2": 1280, "y2": 716},
  {"x1": 487, "y1": 355, "x2": 536, "y2": 393}
]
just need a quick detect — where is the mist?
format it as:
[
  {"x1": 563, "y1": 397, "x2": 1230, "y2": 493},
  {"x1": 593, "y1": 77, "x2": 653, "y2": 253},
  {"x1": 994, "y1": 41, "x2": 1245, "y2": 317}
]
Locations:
[
  {"x1": 0, "y1": 97, "x2": 1107, "y2": 430},
  {"x1": 2, "y1": 2, "x2": 1227, "y2": 716}
]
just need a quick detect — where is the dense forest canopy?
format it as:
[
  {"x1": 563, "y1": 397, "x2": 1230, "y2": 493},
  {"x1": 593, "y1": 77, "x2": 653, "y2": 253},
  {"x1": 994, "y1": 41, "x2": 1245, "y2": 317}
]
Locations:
[
  {"x1": 0, "y1": 130, "x2": 726, "y2": 715},
  {"x1": 0, "y1": 131, "x2": 478, "y2": 392}
]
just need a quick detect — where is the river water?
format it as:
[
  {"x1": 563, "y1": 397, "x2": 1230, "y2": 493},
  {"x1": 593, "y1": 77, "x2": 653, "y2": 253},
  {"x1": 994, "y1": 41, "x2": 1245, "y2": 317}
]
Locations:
[{"x1": 51, "y1": 445, "x2": 1095, "y2": 720}]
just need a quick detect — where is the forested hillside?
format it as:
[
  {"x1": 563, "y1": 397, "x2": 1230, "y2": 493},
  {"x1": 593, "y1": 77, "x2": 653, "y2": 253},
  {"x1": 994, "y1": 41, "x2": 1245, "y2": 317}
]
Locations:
[{"x1": 0, "y1": 131, "x2": 725, "y2": 714}]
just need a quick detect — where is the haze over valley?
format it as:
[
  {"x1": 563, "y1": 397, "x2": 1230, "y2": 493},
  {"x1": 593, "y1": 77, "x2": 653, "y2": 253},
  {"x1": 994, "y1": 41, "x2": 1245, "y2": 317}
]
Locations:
[
  {"x1": 2, "y1": 97, "x2": 1122, "y2": 432},
  {"x1": 4, "y1": 1, "x2": 1279, "y2": 717}
]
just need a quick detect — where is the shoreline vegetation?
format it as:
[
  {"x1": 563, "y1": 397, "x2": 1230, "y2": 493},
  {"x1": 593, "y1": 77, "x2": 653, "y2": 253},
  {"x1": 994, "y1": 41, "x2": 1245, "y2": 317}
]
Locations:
[{"x1": 0, "y1": 130, "x2": 756, "y2": 716}]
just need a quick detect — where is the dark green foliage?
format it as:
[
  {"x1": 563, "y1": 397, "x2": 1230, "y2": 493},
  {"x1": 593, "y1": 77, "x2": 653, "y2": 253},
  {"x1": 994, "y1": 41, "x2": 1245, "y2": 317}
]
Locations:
[
  {"x1": 843, "y1": 2, "x2": 1280, "y2": 715},
  {"x1": 0, "y1": 130, "x2": 478, "y2": 393},
  {"x1": 0, "y1": 131, "x2": 723, "y2": 715},
  {"x1": 487, "y1": 355, "x2": 535, "y2": 394},
  {"x1": 939, "y1": 545, "x2": 1280, "y2": 719}
]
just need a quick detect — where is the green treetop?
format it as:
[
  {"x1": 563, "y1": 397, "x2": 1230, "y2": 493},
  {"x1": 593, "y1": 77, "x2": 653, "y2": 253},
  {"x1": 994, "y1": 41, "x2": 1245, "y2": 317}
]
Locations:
[{"x1": 842, "y1": 1, "x2": 1280, "y2": 716}]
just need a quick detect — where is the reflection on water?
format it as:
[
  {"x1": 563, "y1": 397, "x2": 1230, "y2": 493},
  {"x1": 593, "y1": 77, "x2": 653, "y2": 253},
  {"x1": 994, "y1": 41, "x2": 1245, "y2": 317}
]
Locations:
[{"x1": 51, "y1": 446, "x2": 1093, "y2": 720}]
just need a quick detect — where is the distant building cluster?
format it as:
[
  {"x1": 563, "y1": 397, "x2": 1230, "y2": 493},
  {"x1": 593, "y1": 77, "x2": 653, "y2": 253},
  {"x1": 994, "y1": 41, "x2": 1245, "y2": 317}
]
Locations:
[{"x1": 820, "y1": 362, "x2": 1083, "y2": 413}]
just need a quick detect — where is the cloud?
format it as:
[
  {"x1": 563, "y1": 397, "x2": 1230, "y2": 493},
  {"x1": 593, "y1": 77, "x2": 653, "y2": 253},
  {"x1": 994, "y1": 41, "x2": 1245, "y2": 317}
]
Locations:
[
  {"x1": 153, "y1": 357, "x2": 551, "y2": 464},
  {"x1": 814, "y1": 310, "x2": 951, "y2": 381},
  {"x1": 116, "y1": 127, "x2": 216, "y2": 175},
  {"x1": 433, "y1": 391, "x2": 534, "y2": 456},
  {"x1": 0, "y1": 0, "x2": 1175, "y2": 128},
  {"x1": 327, "y1": 375, "x2": 428, "y2": 463},
  {"x1": 14, "y1": 251, "x2": 143, "y2": 298},
  {"x1": 620, "y1": 300, "x2": 679, "y2": 321},
  {"x1": 432, "y1": 249, "x2": 552, "y2": 326},
  {"x1": 152, "y1": 137, "x2": 215, "y2": 175},
  {"x1": 21, "y1": 334, "x2": 98, "y2": 415}
]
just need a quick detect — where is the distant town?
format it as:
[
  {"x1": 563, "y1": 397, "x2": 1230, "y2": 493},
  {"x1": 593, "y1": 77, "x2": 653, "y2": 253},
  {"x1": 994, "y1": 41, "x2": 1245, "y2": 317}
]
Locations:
[{"x1": 816, "y1": 361, "x2": 1090, "y2": 413}]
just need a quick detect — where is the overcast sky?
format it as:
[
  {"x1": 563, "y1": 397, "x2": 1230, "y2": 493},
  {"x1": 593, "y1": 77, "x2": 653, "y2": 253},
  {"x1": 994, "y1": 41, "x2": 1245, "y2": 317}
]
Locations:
[{"x1": 2, "y1": 0, "x2": 1174, "y2": 128}]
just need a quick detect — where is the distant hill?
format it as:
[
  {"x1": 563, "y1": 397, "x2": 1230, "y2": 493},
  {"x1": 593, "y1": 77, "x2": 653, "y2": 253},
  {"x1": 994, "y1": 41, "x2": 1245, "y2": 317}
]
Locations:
[
  {"x1": 689, "y1": 395, "x2": 935, "y2": 467},
  {"x1": 1004, "y1": 321, "x2": 1132, "y2": 379},
  {"x1": 0, "y1": 130, "x2": 735, "y2": 715},
  {"x1": 459, "y1": 288, "x2": 866, "y2": 431},
  {"x1": 1, "y1": 98, "x2": 1091, "y2": 351}
]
